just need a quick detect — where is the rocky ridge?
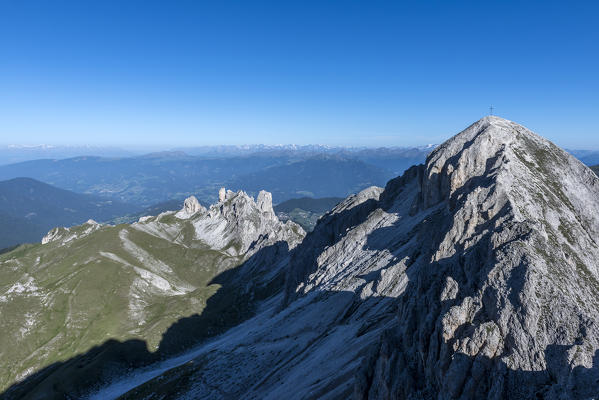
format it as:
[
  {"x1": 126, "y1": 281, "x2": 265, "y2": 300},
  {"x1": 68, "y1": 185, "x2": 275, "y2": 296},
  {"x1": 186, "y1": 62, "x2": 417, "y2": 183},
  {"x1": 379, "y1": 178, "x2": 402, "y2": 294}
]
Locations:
[
  {"x1": 92, "y1": 117, "x2": 599, "y2": 400},
  {"x1": 0, "y1": 189, "x2": 303, "y2": 398}
]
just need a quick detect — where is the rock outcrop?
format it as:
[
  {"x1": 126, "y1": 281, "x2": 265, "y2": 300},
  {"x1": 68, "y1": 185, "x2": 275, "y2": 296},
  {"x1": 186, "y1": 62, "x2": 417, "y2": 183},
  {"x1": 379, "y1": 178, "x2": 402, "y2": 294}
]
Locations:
[
  {"x1": 257, "y1": 190, "x2": 275, "y2": 215},
  {"x1": 175, "y1": 195, "x2": 205, "y2": 219},
  {"x1": 188, "y1": 189, "x2": 304, "y2": 256},
  {"x1": 41, "y1": 219, "x2": 102, "y2": 244}
]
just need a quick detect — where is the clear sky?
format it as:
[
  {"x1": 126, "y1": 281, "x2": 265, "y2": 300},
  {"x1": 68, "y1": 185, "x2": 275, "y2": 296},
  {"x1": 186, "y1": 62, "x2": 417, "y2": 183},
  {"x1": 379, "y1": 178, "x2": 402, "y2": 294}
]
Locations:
[{"x1": 0, "y1": 1, "x2": 598, "y2": 148}]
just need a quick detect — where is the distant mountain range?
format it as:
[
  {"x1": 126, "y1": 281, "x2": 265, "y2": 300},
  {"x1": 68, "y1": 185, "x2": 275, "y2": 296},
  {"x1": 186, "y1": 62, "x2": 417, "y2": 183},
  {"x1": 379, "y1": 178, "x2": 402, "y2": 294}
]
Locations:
[
  {"x1": 0, "y1": 148, "x2": 432, "y2": 206},
  {"x1": 227, "y1": 155, "x2": 389, "y2": 200},
  {"x1": 0, "y1": 178, "x2": 140, "y2": 249},
  {"x1": 0, "y1": 147, "x2": 596, "y2": 250},
  {"x1": 174, "y1": 143, "x2": 436, "y2": 157}
]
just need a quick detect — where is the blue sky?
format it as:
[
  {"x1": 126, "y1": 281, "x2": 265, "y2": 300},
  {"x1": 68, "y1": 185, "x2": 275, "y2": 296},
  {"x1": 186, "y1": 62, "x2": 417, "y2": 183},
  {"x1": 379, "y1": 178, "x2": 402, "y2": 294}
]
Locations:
[{"x1": 0, "y1": 1, "x2": 598, "y2": 148}]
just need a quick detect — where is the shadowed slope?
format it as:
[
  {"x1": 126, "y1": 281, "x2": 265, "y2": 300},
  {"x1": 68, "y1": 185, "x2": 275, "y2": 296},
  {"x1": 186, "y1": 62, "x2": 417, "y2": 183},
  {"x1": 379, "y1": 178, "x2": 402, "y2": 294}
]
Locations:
[{"x1": 1, "y1": 241, "x2": 293, "y2": 400}]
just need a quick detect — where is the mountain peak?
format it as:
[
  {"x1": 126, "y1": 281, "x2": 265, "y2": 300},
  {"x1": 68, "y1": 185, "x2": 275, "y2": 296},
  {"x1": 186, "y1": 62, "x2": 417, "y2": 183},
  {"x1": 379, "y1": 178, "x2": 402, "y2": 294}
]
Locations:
[
  {"x1": 175, "y1": 196, "x2": 205, "y2": 219},
  {"x1": 280, "y1": 117, "x2": 599, "y2": 399},
  {"x1": 430, "y1": 115, "x2": 528, "y2": 159},
  {"x1": 419, "y1": 115, "x2": 597, "y2": 211}
]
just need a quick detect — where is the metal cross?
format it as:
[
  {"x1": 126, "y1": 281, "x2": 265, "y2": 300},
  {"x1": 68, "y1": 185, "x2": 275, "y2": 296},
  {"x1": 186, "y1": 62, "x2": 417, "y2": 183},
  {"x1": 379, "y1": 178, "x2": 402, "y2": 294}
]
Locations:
[{"x1": 489, "y1": 105, "x2": 494, "y2": 116}]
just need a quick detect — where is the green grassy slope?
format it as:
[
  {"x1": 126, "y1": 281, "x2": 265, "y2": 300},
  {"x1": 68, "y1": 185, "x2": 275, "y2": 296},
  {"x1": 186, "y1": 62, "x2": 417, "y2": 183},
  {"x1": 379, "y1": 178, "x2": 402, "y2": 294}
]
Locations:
[
  {"x1": 0, "y1": 220, "x2": 229, "y2": 391},
  {"x1": 0, "y1": 187, "x2": 304, "y2": 398}
]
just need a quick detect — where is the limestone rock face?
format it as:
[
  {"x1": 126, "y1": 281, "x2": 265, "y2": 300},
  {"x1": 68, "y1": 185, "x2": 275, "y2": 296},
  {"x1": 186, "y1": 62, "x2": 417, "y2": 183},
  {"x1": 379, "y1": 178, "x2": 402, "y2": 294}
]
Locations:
[
  {"x1": 41, "y1": 219, "x2": 102, "y2": 245},
  {"x1": 355, "y1": 116, "x2": 599, "y2": 399},
  {"x1": 257, "y1": 190, "x2": 274, "y2": 215},
  {"x1": 193, "y1": 189, "x2": 304, "y2": 256},
  {"x1": 175, "y1": 195, "x2": 205, "y2": 219}
]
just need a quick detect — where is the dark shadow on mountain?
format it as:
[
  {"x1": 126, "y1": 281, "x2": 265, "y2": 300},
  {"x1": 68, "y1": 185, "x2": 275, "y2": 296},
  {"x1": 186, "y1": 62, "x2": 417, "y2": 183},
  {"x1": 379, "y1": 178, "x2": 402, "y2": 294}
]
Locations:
[
  {"x1": 158, "y1": 239, "x2": 291, "y2": 354},
  {"x1": 1, "y1": 339, "x2": 157, "y2": 400},
  {"x1": 1, "y1": 240, "x2": 292, "y2": 400}
]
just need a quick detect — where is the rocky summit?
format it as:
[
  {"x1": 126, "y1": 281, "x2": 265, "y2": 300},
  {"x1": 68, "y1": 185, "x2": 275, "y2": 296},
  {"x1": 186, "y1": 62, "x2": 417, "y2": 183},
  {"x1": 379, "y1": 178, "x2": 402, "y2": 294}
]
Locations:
[{"x1": 3, "y1": 116, "x2": 599, "y2": 400}]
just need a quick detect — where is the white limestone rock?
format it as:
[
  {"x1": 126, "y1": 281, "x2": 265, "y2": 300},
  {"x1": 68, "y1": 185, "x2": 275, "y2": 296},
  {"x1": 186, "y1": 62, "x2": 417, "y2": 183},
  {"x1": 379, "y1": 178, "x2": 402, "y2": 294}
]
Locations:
[
  {"x1": 191, "y1": 189, "x2": 303, "y2": 256},
  {"x1": 41, "y1": 219, "x2": 102, "y2": 245},
  {"x1": 175, "y1": 195, "x2": 205, "y2": 219},
  {"x1": 256, "y1": 190, "x2": 274, "y2": 215}
]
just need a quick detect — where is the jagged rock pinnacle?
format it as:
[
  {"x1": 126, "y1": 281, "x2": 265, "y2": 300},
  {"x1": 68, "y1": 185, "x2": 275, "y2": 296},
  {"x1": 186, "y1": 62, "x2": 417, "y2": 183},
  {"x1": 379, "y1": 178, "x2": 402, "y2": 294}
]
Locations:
[
  {"x1": 256, "y1": 190, "x2": 274, "y2": 215},
  {"x1": 175, "y1": 196, "x2": 205, "y2": 219}
]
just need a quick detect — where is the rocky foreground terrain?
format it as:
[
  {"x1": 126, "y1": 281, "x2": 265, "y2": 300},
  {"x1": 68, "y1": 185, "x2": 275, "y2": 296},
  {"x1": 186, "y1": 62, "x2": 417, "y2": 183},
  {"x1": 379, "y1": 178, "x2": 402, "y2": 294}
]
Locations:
[{"x1": 3, "y1": 116, "x2": 599, "y2": 399}]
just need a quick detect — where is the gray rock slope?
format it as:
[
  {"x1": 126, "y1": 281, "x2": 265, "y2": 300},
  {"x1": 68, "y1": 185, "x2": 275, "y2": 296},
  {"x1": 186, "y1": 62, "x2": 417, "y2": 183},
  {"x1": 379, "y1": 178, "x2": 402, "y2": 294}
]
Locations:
[{"x1": 54, "y1": 117, "x2": 599, "y2": 399}]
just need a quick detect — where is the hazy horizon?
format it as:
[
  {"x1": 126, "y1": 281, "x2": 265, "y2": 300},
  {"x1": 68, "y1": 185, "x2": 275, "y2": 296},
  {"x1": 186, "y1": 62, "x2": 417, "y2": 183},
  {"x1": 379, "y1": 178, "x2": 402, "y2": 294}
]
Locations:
[{"x1": 2, "y1": 138, "x2": 599, "y2": 153}]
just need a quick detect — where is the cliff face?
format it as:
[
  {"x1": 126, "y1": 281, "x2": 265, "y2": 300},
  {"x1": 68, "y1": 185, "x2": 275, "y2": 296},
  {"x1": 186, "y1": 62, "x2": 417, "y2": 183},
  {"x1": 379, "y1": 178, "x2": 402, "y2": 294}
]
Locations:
[{"x1": 281, "y1": 116, "x2": 599, "y2": 399}]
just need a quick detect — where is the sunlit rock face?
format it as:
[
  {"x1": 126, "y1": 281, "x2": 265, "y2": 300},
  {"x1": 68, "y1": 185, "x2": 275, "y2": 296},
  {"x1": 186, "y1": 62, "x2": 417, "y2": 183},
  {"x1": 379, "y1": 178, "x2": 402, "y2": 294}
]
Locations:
[{"x1": 174, "y1": 195, "x2": 205, "y2": 219}]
